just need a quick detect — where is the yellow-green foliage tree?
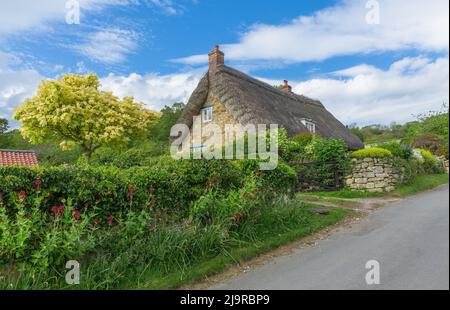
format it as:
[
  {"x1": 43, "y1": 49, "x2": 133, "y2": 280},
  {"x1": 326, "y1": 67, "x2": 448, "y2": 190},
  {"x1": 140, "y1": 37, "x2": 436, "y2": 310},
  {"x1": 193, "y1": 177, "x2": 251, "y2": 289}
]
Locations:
[{"x1": 14, "y1": 74, "x2": 160, "y2": 162}]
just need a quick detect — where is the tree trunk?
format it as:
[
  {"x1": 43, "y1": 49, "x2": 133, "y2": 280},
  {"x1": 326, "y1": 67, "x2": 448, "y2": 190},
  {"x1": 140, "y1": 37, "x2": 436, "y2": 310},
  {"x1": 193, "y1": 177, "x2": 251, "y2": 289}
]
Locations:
[
  {"x1": 85, "y1": 151, "x2": 92, "y2": 164},
  {"x1": 82, "y1": 146, "x2": 93, "y2": 164}
]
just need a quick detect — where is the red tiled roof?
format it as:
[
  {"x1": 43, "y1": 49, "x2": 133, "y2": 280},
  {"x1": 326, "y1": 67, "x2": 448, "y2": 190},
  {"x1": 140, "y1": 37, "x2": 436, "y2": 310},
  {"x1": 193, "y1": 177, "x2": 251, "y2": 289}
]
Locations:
[{"x1": 0, "y1": 149, "x2": 39, "y2": 167}]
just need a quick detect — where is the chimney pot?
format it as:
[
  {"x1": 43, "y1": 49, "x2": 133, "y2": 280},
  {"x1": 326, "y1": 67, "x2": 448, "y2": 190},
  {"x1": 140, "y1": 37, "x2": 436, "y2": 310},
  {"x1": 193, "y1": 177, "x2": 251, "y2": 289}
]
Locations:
[
  {"x1": 208, "y1": 45, "x2": 224, "y2": 84},
  {"x1": 282, "y1": 80, "x2": 292, "y2": 93}
]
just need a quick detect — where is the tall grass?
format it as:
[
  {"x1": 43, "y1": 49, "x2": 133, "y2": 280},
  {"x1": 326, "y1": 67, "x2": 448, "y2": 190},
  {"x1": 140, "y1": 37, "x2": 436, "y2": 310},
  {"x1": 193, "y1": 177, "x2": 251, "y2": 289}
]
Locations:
[{"x1": 0, "y1": 200, "x2": 348, "y2": 290}]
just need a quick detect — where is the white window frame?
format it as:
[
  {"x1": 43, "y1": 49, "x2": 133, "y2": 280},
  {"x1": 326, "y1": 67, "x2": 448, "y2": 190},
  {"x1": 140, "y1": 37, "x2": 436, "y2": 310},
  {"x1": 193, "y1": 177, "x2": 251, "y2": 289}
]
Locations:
[
  {"x1": 202, "y1": 106, "x2": 213, "y2": 123},
  {"x1": 301, "y1": 118, "x2": 316, "y2": 133}
]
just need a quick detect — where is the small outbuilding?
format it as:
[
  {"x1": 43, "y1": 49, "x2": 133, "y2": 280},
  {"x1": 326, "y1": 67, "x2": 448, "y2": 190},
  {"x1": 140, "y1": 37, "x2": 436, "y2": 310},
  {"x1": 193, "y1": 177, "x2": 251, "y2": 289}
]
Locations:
[{"x1": 0, "y1": 149, "x2": 39, "y2": 167}]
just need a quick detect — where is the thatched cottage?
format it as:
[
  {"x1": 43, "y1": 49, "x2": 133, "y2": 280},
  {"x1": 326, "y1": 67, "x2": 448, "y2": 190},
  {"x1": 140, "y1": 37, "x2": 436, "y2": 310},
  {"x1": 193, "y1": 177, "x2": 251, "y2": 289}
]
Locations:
[{"x1": 176, "y1": 46, "x2": 364, "y2": 151}]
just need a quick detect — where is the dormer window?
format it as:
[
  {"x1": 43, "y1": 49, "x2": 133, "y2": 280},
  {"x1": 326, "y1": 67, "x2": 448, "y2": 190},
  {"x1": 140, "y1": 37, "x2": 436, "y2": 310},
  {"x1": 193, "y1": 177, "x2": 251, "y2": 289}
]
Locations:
[
  {"x1": 202, "y1": 106, "x2": 213, "y2": 123},
  {"x1": 301, "y1": 118, "x2": 316, "y2": 133}
]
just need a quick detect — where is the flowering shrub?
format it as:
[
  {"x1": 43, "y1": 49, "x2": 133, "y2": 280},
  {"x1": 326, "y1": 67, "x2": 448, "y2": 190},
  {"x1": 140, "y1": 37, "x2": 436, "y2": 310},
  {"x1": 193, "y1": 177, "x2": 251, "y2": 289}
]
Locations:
[
  {"x1": 0, "y1": 158, "x2": 244, "y2": 217},
  {"x1": 416, "y1": 148, "x2": 442, "y2": 173},
  {"x1": 351, "y1": 147, "x2": 393, "y2": 158},
  {"x1": 0, "y1": 196, "x2": 97, "y2": 271}
]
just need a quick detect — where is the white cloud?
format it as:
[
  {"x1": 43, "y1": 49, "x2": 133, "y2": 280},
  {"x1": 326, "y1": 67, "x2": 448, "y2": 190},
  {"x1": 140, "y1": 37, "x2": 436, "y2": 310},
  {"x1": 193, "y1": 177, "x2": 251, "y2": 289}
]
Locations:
[
  {"x1": 148, "y1": 0, "x2": 182, "y2": 15},
  {"x1": 0, "y1": 53, "x2": 41, "y2": 127},
  {"x1": 292, "y1": 56, "x2": 449, "y2": 126},
  {"x1": 175, "y1": 0, "x2": 449, "y2": 65},
  {"x1": 0, "y1": 51, "x2": 21, "y2": 68},
  {"x1": 0, "y1": 0, "x2": 136, "y2": 35},
  {"x1": 100, "y1": 70, "x2": 204, "y2": 110},
  {"x1": 1, "y1": 56, "x2": 448, "y2": 130},
  {"x1": 0, "y1": 68, "x2": 43, "y2": 127},
  {"x1": 74, "y1": 28, "x2": 139, "y2": 64}
]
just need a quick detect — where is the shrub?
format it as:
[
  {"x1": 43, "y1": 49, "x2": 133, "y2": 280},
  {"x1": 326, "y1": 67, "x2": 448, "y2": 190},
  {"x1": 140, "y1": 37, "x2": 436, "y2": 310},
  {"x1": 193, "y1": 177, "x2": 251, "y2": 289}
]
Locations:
[
  {"x1": 281, "y1": 132, "x2": 315, "y2": 162},
  {"x1": 92, "y1": 141, "x2": 169, "y2": 168},
  {"x1": 0, "y1": 165, "x2": 132, "y2": 216},
  {"x1": 392, "y1": 158, "x2": 424, "y2": 184},
  {"x1": 378, "y1": 141, "x2": 413, "y2": 159},
  {"x1": 0, "y1": 157, "x2": 299, "y2": 218},
  {"x1": 128, "y1": 158, "x2": 245, "y2": 216},
  {"x1": 311, "y1": 138, "x2": 351, "y2": 187},
  {"x1": 412, "y1": 133, "x2": 444, "y2": 154},
  {"x1": 417, "y1": 148, "x2": 442, "y2": 173},
  {"x1": 351, "y1": 147, "x2": 393, "y2": 158},
  {"x1": 436, "y1": 142, "x2": 449, "y2": 159},
  {"x1": 233, "y1": 159, "x2": 298, "y2": 199},
  {"x1": 0, "y1": 158, "x2": 245, "y2": 217},
  {"x1": 190, "y1": 177, "x2": 261, "y2": 225},
  {"x1": 0, "y1": 198, "x2": 96, "y2": 271}
]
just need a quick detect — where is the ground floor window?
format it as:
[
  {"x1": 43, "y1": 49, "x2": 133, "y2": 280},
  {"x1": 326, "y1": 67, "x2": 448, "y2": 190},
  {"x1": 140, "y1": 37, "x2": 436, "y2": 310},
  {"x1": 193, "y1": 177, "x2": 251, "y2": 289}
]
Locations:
[{"x1": 202, "y1": 106, "x2": 213, "y2": 123}]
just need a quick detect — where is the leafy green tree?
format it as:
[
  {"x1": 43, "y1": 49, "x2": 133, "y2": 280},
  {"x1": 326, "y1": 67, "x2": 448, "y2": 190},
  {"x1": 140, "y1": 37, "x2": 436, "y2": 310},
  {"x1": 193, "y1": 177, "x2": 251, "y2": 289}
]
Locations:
[
  {"x1": 148, "y1": 102, "x2": 185, "y2": 143},
  {"x1": 0, "y1": 118, "x2": 8, "y2": 134},
  {"x1": 14, "y1": 74, "x2": 160, "y2": 162},
  {"x1": 412, "y1": 133, "x2": 444, "y2": 154}
]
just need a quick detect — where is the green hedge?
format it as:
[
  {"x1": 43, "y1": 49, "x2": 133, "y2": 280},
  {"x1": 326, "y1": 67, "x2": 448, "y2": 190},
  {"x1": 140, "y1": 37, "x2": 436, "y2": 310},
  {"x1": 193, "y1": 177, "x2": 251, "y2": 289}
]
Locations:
[
  {"x1": 0, "y1": 159, "x2": 242, "y2": 215},
  {"x1": 0, "y1": 157, "x2": 298, "y2": 216}
]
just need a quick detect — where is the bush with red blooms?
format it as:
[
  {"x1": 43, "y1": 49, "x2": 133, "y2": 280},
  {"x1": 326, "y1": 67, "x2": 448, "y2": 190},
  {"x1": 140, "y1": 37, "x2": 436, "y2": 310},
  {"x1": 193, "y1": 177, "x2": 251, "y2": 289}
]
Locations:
[{"x1": 0, "y1": 158, "x2": 245, "y2": 217}]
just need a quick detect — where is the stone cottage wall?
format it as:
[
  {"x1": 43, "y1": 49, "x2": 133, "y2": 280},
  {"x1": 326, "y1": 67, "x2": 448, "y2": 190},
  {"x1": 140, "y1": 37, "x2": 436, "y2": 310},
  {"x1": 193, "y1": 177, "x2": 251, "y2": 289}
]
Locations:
[
  {"x1": 345, "y1": 158, "x2": 400, "y2": 192},
  {"x1": 182, "y1": 93, "x2": 237, "y2": 150}
]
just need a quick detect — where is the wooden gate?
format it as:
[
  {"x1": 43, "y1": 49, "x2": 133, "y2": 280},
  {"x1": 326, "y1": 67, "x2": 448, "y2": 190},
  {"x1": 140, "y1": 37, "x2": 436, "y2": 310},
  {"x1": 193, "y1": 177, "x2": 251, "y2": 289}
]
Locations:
[{"x1": 297, "y1": 160, "x2": 344, "y2": 192}]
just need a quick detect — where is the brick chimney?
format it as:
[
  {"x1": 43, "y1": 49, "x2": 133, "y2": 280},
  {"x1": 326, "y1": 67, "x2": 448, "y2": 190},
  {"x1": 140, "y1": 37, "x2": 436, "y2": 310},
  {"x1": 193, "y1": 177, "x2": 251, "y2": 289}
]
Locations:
[
  {"x1": 208, "y1": 45, "x2": 224, "y2": 84},
  {"x1": 282, "y1": 80, "x2": 292, "y2": 93}
]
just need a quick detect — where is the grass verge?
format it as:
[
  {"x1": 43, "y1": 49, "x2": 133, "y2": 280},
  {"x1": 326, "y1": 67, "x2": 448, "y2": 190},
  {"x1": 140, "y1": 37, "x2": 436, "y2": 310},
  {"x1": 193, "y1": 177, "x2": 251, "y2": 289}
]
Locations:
[
  {"x1": 0, "y1": 201, "x2": 350, "y2": 290},
  {"x1": 125, "y1": 205, "x2": 349, "y2": 289},
  {"x1": 299, "y1": 174, "x2": 448, "y2": 199}
]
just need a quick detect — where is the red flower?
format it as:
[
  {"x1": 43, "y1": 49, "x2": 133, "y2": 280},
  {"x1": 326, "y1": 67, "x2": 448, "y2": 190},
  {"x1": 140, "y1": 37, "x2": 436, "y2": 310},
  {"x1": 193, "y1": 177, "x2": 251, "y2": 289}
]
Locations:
[
  {"x1": 210, "y1": 176, "x2": 219, "y2": 186},
  {"x1": 235, "y1": 212, "x2": 242, "y2": 223},
  {"x1": 73, "y1": 210, "x2": 81, "y2": 220},
  {"x1": 78, "y1": 220, "x2": 82, "y2": 225},
  {"x1": 57, "y1": 213, "x2": 63, "y2": 219},
  {"x1": 129, "y1": 185, "x2": 135, "y2": 193},
  {"x1": 51, "y1": 206, "x2": 58, "y2": 213},
  {"x1": 107, "y1": 215, "x2": 113, "y2": 225},
  {"x1": 34, "y1": 179, "x2": 42, "y2": 186},
  {"x1": 49, "y1": 214, "x2": 54, "y2": 220},
  {"x1": 58, "y1": 206, "x2": 65, "y2": 212},
  {"x1": 19, "y1": 191, "x2": 26, "y2": 198}
]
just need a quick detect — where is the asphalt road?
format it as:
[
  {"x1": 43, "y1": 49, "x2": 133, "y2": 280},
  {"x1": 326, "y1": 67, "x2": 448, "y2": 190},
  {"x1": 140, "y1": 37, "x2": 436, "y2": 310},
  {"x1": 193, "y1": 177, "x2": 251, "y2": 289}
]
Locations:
[{"x1": 212, "y1": 184, "x2": 449, "y2": 290}]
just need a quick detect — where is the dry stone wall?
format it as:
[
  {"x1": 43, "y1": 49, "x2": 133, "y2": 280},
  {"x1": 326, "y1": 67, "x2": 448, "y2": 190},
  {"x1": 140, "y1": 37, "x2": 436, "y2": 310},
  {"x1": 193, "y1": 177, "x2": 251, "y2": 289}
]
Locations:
[{"x1": 345, "y1": 157, "x2": 399, "y2": 192}]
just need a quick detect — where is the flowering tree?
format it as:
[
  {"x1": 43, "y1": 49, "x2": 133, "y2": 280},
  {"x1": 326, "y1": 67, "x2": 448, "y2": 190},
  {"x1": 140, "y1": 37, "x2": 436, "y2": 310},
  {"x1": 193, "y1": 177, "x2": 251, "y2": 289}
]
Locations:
[{"x1": 14, "y1": 74, "x2": 160, "y2": 162}]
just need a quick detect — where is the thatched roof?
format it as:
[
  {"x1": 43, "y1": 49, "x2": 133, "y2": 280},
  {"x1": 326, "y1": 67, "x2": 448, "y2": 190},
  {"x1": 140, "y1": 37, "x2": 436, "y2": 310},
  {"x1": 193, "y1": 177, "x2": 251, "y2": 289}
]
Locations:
[{"x1": 177, "y1": 65, "x2": 364, "y2": 150}]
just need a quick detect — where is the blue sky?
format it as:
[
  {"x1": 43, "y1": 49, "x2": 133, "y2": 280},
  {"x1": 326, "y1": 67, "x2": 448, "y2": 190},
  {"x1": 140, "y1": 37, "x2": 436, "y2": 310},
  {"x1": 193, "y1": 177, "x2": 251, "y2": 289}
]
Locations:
[{"x1": 0, "y1": 0, "x2": 449, "y2": 128}]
